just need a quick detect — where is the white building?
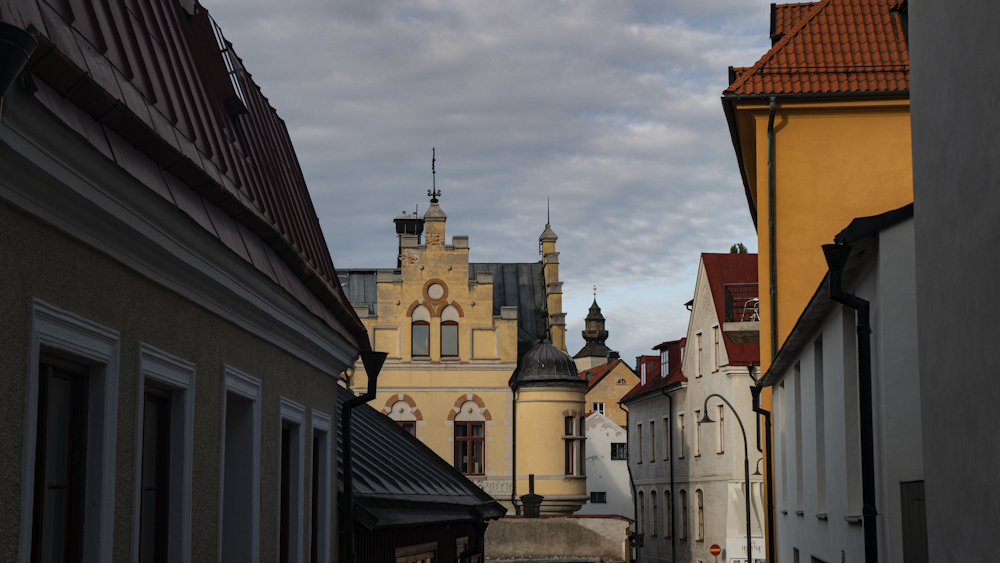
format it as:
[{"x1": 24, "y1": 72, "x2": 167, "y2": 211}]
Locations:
[
  {"x1": 758, "y1": 207, "x2": 925, "y2": 563},
  {"x1": 579, "y1": 412, "x2": 633, "y2": 518}
]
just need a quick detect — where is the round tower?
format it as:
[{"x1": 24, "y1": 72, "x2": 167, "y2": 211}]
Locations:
[{"x1": 510, "y1": 339, "x2": 588, "y2": 514}]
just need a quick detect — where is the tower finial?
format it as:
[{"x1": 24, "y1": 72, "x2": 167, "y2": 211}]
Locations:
[
  {"x1": 428, "y1": 147, "x2": 440, "y2": 203},
  {"x1": 593, "y1": 285, "x2": 597, "y2": 298}
]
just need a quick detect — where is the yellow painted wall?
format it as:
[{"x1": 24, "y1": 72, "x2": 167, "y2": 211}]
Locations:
[
  {"x1": 584, "y1": 362, "x2": 639, "y2": 427},
  {"x1": 513, "y1": 386, "x2": 587, "y2": 504}
]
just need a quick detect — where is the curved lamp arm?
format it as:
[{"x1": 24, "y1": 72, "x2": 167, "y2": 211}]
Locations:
[{"x1": 698, "y1": 393, "x2": 747, "y2": 452}]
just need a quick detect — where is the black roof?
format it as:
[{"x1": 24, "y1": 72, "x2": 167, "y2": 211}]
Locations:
[
  {"x1": 336, "y1": 385, "x2": 506, "y2": 529},
  {"x1": 509, "y1": 340, "x2": 587, "y2": 390},
  {"x1": 469, "y1": 262, "x2": 548, "y2": 343}
]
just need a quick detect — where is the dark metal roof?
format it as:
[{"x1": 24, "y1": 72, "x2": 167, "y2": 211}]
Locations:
[
  {"x1": 337, "y1": 269, "x2": 381, "y2": 316},
  {"x1": 336, "y1": 385, "x2": 506, "y2": 528},
  {"x1": 2, "y1": 0, "x2": 367, "y2": 349},
  {"x1": 509, "y1": 339, "x2": 586, "y2": 390},
  {"x1": 469, "y1": 262, "x2": 548, "y2": 343}
]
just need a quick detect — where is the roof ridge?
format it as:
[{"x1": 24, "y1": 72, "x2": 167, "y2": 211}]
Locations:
[{"x1": 726, "y1": 0, "x2": 832, "y2": 94}]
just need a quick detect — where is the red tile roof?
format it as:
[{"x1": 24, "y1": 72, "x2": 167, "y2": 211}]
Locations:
[
  {"x1": 702, "y1": 253, "x2": 760, "y2": 367},
  {"x1": 725, "y1": 0, "x2": 909, "y2": 96},
  {"x1": 620, "y1": 339, "x2": 687, "y2": 403},
  {"x1": 774, "y1": 2, "x2": 820, "y2": 40},
  {"x1": 579, "y1": 359, "x2": 628, "y2": 389}
]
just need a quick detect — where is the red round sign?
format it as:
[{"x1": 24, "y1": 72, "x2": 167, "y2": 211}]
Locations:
[{"x1": 710, "y1": 544, "x2": 722, "y2": 556}]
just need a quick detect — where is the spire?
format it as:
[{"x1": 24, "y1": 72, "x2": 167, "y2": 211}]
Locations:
[{"x1": 427, "y1": 147, "x2": 440, "y2": 203}]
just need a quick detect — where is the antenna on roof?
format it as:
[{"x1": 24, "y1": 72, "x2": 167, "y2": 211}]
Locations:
[
  {"x1": 427, "y1": 148, "x2": 440, "y2": 203},
  {"x1": 547, "y1": 197, "x2": 550, "y2": 225}
]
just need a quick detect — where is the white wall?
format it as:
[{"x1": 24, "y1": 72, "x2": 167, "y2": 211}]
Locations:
[{"x1": 579, "y1": 413, "x2": 633, "y2": 518}]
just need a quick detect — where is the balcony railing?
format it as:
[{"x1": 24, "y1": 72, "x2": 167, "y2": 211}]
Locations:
[{"x1": 724, "y1": 283, "x2": 759, "y2": 323}]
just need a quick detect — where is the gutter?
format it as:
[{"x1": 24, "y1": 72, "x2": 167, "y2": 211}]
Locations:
[
  {"x1": 822, "y1": 243, "x2": 879, "y2": 563},
  {"x1": 767, "y1": 97, "x2": 778, "y2": 363},
  {"x1": 342, "y1": 351, "x2": 388, "y2": 563}
]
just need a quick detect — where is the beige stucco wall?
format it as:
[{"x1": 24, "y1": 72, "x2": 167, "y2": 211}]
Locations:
[
  {"x1": 0, "y1": 199, "x2": 342, "y2": 562},
  {"x1": 585, "y1": 363, "x2": 640, "y2": 427}
]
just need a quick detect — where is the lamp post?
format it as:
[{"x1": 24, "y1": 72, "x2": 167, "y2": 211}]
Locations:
[{"x1": 699, "y1": 393, "x2": 752, "y2": 563}]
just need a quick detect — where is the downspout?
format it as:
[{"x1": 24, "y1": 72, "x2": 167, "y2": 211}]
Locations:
[
  {"x1": 511, "y1": 389, "x2": 520, "y2": 515},
  {"x1": 660, "y1": 389, "x2": 675, "y2": 563},
  {"x1": 342, "y1": 351, "x2": 388, "y2": 563},
  {"x1": 767, "y1": 97, "x2": 778, "y2": 362},
  {"x1": 618, "y1": 402, "x2": 637, "y2": 561},
  {"x1": 751, "y1": 382, "x2": 775, "y2": 563},
  {"x1": 822, "y1": 243, "x2": 878, "y2": 563}
]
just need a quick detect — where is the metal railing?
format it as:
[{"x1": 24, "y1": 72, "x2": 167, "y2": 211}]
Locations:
[{"x1": 724, "y1": 283, "x2": 759, "y2": 322}]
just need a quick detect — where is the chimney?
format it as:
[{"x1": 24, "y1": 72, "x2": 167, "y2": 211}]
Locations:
[{"x1": 394, "y1": 211, "x2": 424, "y2": 268}]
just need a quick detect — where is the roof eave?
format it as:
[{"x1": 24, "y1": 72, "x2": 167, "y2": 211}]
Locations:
[{"x1": 722, "y1": 96, "x2": 758, "y2": 228}]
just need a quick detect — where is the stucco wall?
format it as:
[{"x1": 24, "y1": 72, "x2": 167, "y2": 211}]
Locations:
[
  {"x1": 579, "y1": 413, "x2": 632, "y2": 518},
  {"x1": 485, "y1": 516, "x2": 631, "y2": 562},
  {"x1": 0, "y1": 199, "x2": 342, "y2": 562},
  {"x1": 586, "y1": 363, "x2": 640, "y2": 427},
  {"x1": 910, "y1": 1, "x2": 1000, "y2": 559}
]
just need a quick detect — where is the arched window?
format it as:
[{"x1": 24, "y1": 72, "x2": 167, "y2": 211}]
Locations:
[
  {"x1": 696, "y1": 489, "x2": 705, "y2": 541},
  {"x1": 637, "y1": 491, "x2": 644, "y2": 536},
  {"x1": 680, "y1": 489, "x2": 688, "y2": 540},
  {"x1": 454, "y1": 400, "x2": 485, "y2": 475},
  {"x1": 411, "y1": 305, "x2": 430, "y2": 357},
  {"x1": 665, "y1": 491, "x2": 672, "y2": 538},
  {"x1": 388, "y1": 400, "x2": 417, "y2": 436},
  {"x1": 441, "y1": 305, "x2": 459, "y2": 357},
  {"x1": 651, "y1": 491, "x2": 658, "y2": 537}
]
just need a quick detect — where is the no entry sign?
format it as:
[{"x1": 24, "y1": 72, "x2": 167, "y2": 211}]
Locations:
[{"x1": 710, "y1": 544, "x2": 722, "y2": 556}]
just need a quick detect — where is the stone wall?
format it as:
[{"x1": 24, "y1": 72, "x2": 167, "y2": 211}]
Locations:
[{"x1": 485, "y1": 516, "x2": 631, "y2": 562}]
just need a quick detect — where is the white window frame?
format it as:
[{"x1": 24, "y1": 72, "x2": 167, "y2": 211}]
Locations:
[
  {"x1": 717, "y1": 405, "x2": 725, "y2": 454},
  {"x1": 678, "y1": 414, "x2": 685, "y2": 459},
  {"x1": 649, "y1": 420, "x2": 656, "y2": 462},
  {"x1": 278, "y1": 398, "x2": 306, "y2": 563},
  {"x1": 132, "y1": 343, "x2": 196, "y2": 563},
  {"x1": 663, "y1": 416, "x2": 670, "y2": 461},
  {"x1": 593, "y1": 402, "x2": 605, "y2": 415},
  {"x1": 712, "y1": 326, "x2": 720, "y2": 372},
  {"x1": 310, "y1": 410, "x2": 333, "y2": 563},
  {"x1": 637, "y1": 423, "x2": 643, "y2": 463},
  {"x1": 218, "y1": 366, "x2": 261, "y2": 563},
  {"x1": 694, "y1": 410, "x2": 701, "y2": 457},
  {"x1": 695, "y1": 332, "x2": 703, "y2": 377},
  {"x1": 21, "y1": 298, "x2": 120, "y2": 563}
]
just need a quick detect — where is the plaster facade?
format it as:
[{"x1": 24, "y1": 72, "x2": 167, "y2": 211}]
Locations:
[
  {"x1": 578, "y1": 413, "x2": 633, "y2": 519},
  {"x1": 583, "y1": 361, "x2": 640, "y2": 427},
  {"x1": 765, "y1": 218, "x2": 922, "y2": 563}
]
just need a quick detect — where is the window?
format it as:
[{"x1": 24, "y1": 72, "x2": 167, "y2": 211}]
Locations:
[
  {"x1": 32, "y1": 359, "x2": 89, "y2": 563},
  {"x1": 135, "y1": 343, "x2": 196, "y2": 563},
  {"x1": 680, "y1": 490, "x2": 688, "y2": 539},
  {"x1": 593, "y1": 402, "x2": 605, "y2": 415},
  {"x1": 27, "y1": 300, "x2": 120, "y2": 563},
  {"x1": 663, "y1": 416, "x2": 670, "y2": 461},
  {"x1": 395, "y1": 542, "x2": 437, "y2": 563},
  {"x1": 794, "y1": 363, "x2": 804, "y2": 513},
  {"x1": 637, "y1": 424, "x2": 643, "y2": 464},
  {"x1": 712, "y1": 326, "x2": 720, "y2": 372},
  {"x1": 310, "y1": 411, "x2": 332, "y2": 563},
  {"x1": 779, "y1": 382, "x2": 787, "y2": 511},
  {"x1": 590, "y1": 492, "x2": 607, "y2": 503},
  {"x1": 650, "y1": 421, "x2": 656, "y2": 462},
  {"x1": 814, "y1": 338, "x2": 827, "y2": 514},
  {"x1": 611, "y1": 443, "x2": 627, "y2": 460},
  {"x1": 441, "y1": 305, "x2": 459, "y2": 357},
  {"x1": 389, "y1": 400, "x2": 418, "y2": 437},
  {"x1": 279, "y1": 398, "x2": 305, "y2": 563},
  {"x1": 695, "y1": 332, "x2": 702, "y2": 377},
  {"x1": 563, "y1": 416, "x2": 585, "y2": 476},
  {"x1": 694, "y1": 410, "x2": 701, "y2": 457},
  {"x1": 221, "y1": 367, "x2": 262, "y2": 563},
  {"x1": 651, "y1": 492, "x2": 658, "y2": 537},
  {"x1": 717, "y1": 405, "x2": 725, "y2": 454},
  {"x1": 678, "y1": 415, "x2": 685, "y2": 459},
  {"x1": 617, "y1": 378, "x2": 627, "y2": 385},
  {"x1": 665, "y1": 491, "x2": 672, "y2": 538},
  {"x1": 660, "y1": 349, "x2": 668, "y2": 377},
  {"x1": 454, "y1": 422, "x2": 485, "y2": 475},
  {"x1": 411, "y1": 305, "x2": 430, "y2": 357},
  {"x1": 696, "y1": 489, "x2": 705, "y2": 541},
  {"x1": 638, "y1": 492, "x2": 645, "y2": 536}
]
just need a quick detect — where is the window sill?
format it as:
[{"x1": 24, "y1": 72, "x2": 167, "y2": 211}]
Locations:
[
  {"x1": 795, "y1": 511, "x2": 804, "y2": 516},
  {"x1": 816, "y1": 513, "x2": 828, "y2": 520},
  {"x1": 844, "y1": 515, "x2": 863, "y2": 524},
  {"x1": 412, "y1": 357, "x2": 431, "y2": 362},
  {"x1": 440, "y1": 357, "x2": 461, "y2": 362},
  {"x1": 780, "y1": 510, "x2": 788, "y2": 515}
]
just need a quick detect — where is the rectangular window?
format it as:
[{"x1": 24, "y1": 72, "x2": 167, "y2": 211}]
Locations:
[
  {"x1": 593, "y1": 402, "x2": 605, "y2": 415},
  {"x1": 665, "y1": 492, "x2": 672, "y2": 538},
  {"x1": 814, "y1": 339, "x2": 827, "y2": 515},
  {"x1": 651, "y1": 492, "x2": 658, "y2": 537},
  {"x1": 794, "y1": 363, "x2": 804, "y2": 513},
  {"x1": 454, "y1": 422, "x2": 485, "y2": 475},
  {"x1": 678, "y1": 415, "x2": 685, "y2": 459},
  {"x1": 663, "y1": 417, "x2": 670, "y2": 461},
  {"x1": 660, "y1": 350, "x2": 668, "y2": 376},
  {"x1": 310, "y1": 411, "x2": 332, "y2": 563},
  {"x1": 221, "y1": 367, "x2": 262, "y2": 563},
  {"x1": 650, "y1": 421, "x2": 656, "y2": 462},
  {"x1": 696, "y1": 489, "x2": 704, "y2": 541},
  {"x1": 563, "y1": 417, "x2": 585, "y2": 476},
  {"x1": 713, "y1": 326, "x2": 720, "y2": 371},
  {"x1": 395, "y1": 542, "x2": 438, "y2": 563},
  {"x1": 32, "y1": 360, "x2": 89, "y2": 563},
  {"x1": 411, "y1": 322, "x2": 429, "y2": 357},
  {"x1": 611, "y1": 443, "x2": 627, "y2": 460},
  {"x1": 279, "y1": 398, "x2": 305, "y2": 563},
  {"x1": 441, "y1": 322, "x2": 458, "y2": 357},
  {"x1": 398, "y1": 421, "x2": 416, "y2": 436},
  {"x1": 590, "y1": 491, "x2": 607, "y2": 503},
  {"x1": 139, "y1": 390, "x2": 171, "y2": 563},
  {"x1": 694, "y1": 411, "x2": 701, "y2": 457},
  {"x1": 637, "y1": 424, "x2": 643, "y2": 464},
  {"x1": 680, "y1": 490, "x2": 688, "y2": 539},
  {"x1": 696, "y1": 332, "x2": 703, "y2": 377},
  {"x1": 779, "y1": 382, "x2": 787, "y2": 511},
  {"x1": 717, "y1": 405, "x2": 725, "y2": 454},
  {"x1": 638, "y1": 492, "x2": 644, "y2": 535},
  {"x1": 640, "y1": 362, "x2": 647, "y2": 385}
]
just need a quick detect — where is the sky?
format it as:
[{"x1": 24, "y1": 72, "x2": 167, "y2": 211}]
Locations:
[{"x1": 206, "y1": 0, "x2": 769, "y2": 367}]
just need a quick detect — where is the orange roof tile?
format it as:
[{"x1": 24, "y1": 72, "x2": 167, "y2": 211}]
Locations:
[
  {"x1": 773, "y1": 2, "x2": 820, "y2": 41},
  {"x1": 726, "y1": 0, "x2": 908, "y2": 96},
  {"x1": 579, "y1": 359, "x2": 628, "y2": 389}
]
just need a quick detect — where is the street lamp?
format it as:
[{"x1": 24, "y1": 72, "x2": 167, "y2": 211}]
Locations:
[
  {"x1": 699, "y1": 393, "x2": 752, "y2": 563},
  {"x1": 752, "y1": 457, "x2": 763, "y2": 476}
]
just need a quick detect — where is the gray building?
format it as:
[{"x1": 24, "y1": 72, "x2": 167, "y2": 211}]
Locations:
[{"x1": 910, "y1": 1, "x2": 1000, "y2": 559}]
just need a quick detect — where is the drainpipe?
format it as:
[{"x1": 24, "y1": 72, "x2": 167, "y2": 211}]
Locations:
[
  {"x1": 767, "y1": 97, "x2": 778, "y2": 363},
  {"x1": 618, "y1": 402, "x2": 638, "y2": 562},
  {"x1": 511, "y1": 389, "x2": 520, "y2": 515},
  {"x1": 659, "y1": 389, "x2": 675, "y2": 563},
  {"x1": 342, "y1": 351, "x2": 388, "y2": 563},
  {"x1": 822, "y1": 243, "x2": 878, "y2": 563},
  {"x1": 751, "y1": 382, "x2": 775, "y2": 563}
]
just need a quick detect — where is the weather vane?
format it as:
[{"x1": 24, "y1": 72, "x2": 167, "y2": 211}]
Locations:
[
  {"x1": 428, "y1": 147, "x2": 441, "y2": 203},
  {"x1": 593, "y1": 285, "x2": 597, "y2": 298}
]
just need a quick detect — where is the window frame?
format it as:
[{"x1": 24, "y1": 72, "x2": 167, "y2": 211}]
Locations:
[
  {"x1": 453, "y1": 421, "x2": 486, "y2": 476},
  {"x1": 593, "y1": 402, "x2": 605, "y2": 415},
  {"x1": 680, "y1": 489, "x2": 688, "y2": 540},
  {"x1": 695, "y1": 332, "x2": 703, "y2": 377},
  {"x1": 651, "y1": 491, "x2": 658, "y2": 537},
  {"x1": 650, "y1": 420, "x2": 656, "y2": 462},
  {"x1": 590, "y1": 491, "x2": 607, "y2": 504},
  {"x1": 694, "y1": 410, "x2": 701, "y2": 457},
  {"x1": 278, "y1": 398, "x2": 306, "y2": 563},
  {"x1": 219, "y1": 366, "x2": 262, "y2": 563},
  {"x1": 717, "y1": 405, "x2": 725, "y2": 454},
  {"x1": 440, "y1": 320, "x2": 459, "y2": 358},
  {"x1": 696, "y1": 489, "x2": 705, "y2": 542},
  {"x1": 23, "y1": 299, "x2": 121, "y2": 563},
  {"x1": 637, "y1": 423, "x2": 643, "y2": 464},
  {"x1": 309, "y1": 410, "x2": 332, "y2": 563},
  {"x1": 563, "y1": 416, "x2": 586, "y2": 476},
  {"x1": 611, "y1": 442, "x2": 627, "y2": 460},
  {"x1": 411, "y1": 320, "x2": 430, "y2": 358}
]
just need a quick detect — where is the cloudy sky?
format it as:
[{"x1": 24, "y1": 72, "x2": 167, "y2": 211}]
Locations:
[{"x1": 206, "y1": 0, "x2": 768, "y2": 366}]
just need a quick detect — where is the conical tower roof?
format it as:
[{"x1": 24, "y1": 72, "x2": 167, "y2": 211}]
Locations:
[{"x1": 510, "y1": 340, "x2": 586, "y2": 390}]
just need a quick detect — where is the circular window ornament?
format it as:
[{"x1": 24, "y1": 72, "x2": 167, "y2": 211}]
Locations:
[{"x1": 427, "y1": 283, "x2": 445, "y2": 300}]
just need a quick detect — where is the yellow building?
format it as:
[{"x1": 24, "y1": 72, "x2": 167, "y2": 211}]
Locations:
[
  {"x1": 340, "y1": 196, "x2": 586, "y2": 513},
  {"x1": 721, "y1": 1, "x2": 911, "y2": 560},
  {"x1": 580, "y1": 359, "x2": 639, "y2": 427}
]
